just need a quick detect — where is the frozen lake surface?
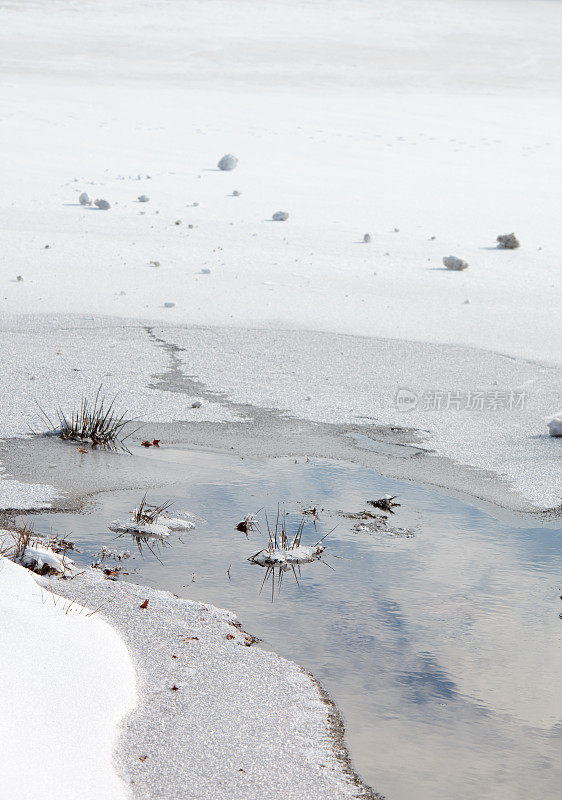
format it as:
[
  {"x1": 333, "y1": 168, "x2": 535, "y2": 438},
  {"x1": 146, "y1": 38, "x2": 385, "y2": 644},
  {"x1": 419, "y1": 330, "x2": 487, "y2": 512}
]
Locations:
[{"x1": 24, "y1": 447, "x2": 562, "y2": 800}]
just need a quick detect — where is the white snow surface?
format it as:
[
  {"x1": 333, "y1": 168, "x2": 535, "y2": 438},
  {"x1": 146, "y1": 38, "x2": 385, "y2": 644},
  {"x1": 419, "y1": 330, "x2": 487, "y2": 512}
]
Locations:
[
  {"x1": 0, "y1": 0, "x2": 560, "y2": 364},
  {"x1": 0, "y1": 555, "x2": 136, "y2": 800}
]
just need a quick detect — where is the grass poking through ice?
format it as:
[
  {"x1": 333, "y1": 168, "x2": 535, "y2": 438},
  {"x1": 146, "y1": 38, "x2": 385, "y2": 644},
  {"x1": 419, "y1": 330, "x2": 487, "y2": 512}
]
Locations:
[
  {"x1": 132, "y1": 493, "x2": 173, "y2": 525},
  {"x1": 38, "y1": 386, "x2": 141, "y2": 451}
]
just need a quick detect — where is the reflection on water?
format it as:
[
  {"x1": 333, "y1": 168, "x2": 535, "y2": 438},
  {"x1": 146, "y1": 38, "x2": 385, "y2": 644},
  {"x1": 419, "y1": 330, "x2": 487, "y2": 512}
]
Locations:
[{"x1": 25, "y1": 449, "x2": 562, "y2": 800}]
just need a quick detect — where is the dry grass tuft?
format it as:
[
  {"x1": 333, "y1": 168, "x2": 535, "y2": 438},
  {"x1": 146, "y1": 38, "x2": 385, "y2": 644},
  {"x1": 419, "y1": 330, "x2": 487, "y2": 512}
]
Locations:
[{"x1": 38, "y1": 386, "x2": 141, "y2": 451}]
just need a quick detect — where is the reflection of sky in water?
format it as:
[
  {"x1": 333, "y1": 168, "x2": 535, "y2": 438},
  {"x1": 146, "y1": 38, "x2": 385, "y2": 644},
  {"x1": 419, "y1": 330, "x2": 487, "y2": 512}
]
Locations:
[{"x1": 26, "y1": 451, "x2": 562, "y2": 800}]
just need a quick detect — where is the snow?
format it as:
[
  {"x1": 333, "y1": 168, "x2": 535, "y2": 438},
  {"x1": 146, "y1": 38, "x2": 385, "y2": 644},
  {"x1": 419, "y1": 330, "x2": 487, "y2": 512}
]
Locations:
[
  {"x1": 0, "y1": 529, "x2": 69, "y2": 574},
  {"x1": 108, "y1": 514, "x2": 196, "y2": 538},
  {"x1": 0, "y1": 0, "x2": 559, "y2": 364},
  {"x1": 251, "y1": 544, "x2": 325, "y2": 566},
  {"x1": 0, "y1": 555, "x2": 136, "y2": 800}
]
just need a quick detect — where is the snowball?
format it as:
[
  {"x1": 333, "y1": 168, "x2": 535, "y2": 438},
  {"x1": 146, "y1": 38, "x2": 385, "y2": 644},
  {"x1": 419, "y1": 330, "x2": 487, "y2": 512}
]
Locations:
[
  {"x1": 138, "y1": 194, "x2": 150, "y2": 203},
  {"x1": 232, "y1": 190, "x2": 241, "y2": 196},
  {"x1": 272, "y1": 211, "x2": 289, "y2": 221},
  {"x1": 217, "y1": 154, "x2": 238, "y2": 171},
  {"x1": 94, "y1": 198, "x2": 111, "y2": 210},
  {"x1": 164, "y1": 301, "x2": 176, "y2": 308},
  {"x1": 363, "y1": 233, "x2": 371, "y2": 243},
  {"x1": 547, "y1": 417, "x2": 562, "y2": 437},
  {"x1": 191, "y1": 400, "x2": 202, "y2": 408},
  {"x1": 497, "y1": 233, "x2": 520, "y2": 249},
  {"x1": 443, "y1": 255, "x2": 469, "y2": 271},
  {"x1": 79, "y1": 192, "x2": 92, "y2": 206}
]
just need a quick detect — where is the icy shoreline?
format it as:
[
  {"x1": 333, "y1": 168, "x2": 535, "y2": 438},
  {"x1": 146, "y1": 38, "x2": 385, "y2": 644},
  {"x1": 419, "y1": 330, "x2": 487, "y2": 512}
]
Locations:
[
  {"x1": 0, "y1": 314, "x2": 559, "y2": 515},
  {"x1": 41, "y1": 566, "x2": 378, "y2": 800}
]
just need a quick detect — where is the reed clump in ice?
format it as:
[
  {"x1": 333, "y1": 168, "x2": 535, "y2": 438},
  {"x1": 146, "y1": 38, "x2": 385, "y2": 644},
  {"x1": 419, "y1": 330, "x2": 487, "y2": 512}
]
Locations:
[
  {"x1": 109, "y1": 494, "x2": 195, "y2": 558},
  {"x1": 38, "y1": 387, "x2": 139, "y2": 451},
  {"x1": 248, "y1": 511, "x2": 328, "y2": 567}
]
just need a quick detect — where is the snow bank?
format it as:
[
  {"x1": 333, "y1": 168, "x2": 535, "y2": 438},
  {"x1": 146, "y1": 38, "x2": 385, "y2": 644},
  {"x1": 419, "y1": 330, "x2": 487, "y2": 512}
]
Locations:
[
  {"x1": 0, "y1": 530, "x2": 69, "y2": 574},
  {"x1": 0, "y1": 556, "x2": 136, "y2": 800}
]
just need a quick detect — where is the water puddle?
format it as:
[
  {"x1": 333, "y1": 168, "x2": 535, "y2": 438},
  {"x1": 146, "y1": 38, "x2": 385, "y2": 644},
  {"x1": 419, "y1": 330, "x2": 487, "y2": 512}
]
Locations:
[{"x1": 23, "y1": 448, "x2": 562, "y2": 800}]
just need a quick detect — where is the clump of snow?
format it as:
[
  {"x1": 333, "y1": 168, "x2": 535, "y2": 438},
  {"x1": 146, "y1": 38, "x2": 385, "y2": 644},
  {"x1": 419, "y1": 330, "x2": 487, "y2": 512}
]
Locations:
[
  {"x1": 109, "y1": 519, "x2": 172, "y2": 539},
  {"x1": 250, "y1": 543, "x2": 325, "y2": 566},
  {"x1": 497, "y1": 232, "x2": 520, "y2": 249},
  {"x1": 363, "y1": 233, "x2": 371, "y2": 243},
  {"x1": 443, "y1": 255, "x2": 469, "y2": 271},
  {"x1": 272, "y1": 211, "x2": 289, "y2": 221},
  {"x1": 79, "y1": 191, "x2": 92, "y2": 206},
  {"x1": 164, "y1": 301, "x2": 176, "y2": 308},
  {"x1": 217, "y1": 154, "x2": 238, "y2": 171},
  {"x1": 160, "y1": 515, "x2": 197, "y2": 532},
  {"x1": 94, "y1": 198, "x2": 111, "y2": 210},
  {"x1": 191, "y1": 399, "x2": 202, "y2": 407},
  {"x1": 232, "y1": 189, "x2": 241, "y2": 196},
  {"x1": 138, "y1": 194, "x2": 150, "y2": 202},
  {"x1": 547, "y1": 416, "x2": 562, "y2": 436},
  {"x1": 108, "y1": 513, "x2": 195, "y2": 538}
]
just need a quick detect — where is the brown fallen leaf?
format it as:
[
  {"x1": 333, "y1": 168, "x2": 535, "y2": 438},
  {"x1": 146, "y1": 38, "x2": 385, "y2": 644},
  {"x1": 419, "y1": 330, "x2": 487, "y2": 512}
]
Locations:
[
  {"x1": 171, "y1": 684, "x2": 180, "y2": 691},
  {"x1": 141, "y1": 441, "x2": 152, "y2": 448},
  {"x1": 139, "y1": 599, "x2": 149, "y2": 609},
  {"x1": 171, "y1": 653, "x2": 178, "y2": 659},
  {"x1": 77, "y1": 447, "x2": 88, "y2": 454},
  {"x1": 226, "y1": 633, "x2": 235, "y2": 640},
  {"x1": 152, "y1": 439, "x2": 160, "y2": 447},
  {"x1": 139, "y1": 755, "x2": 149, "y2": 762},
  {"x1": 102, "y1": 567, "x2": 122, "y2": 580}
]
